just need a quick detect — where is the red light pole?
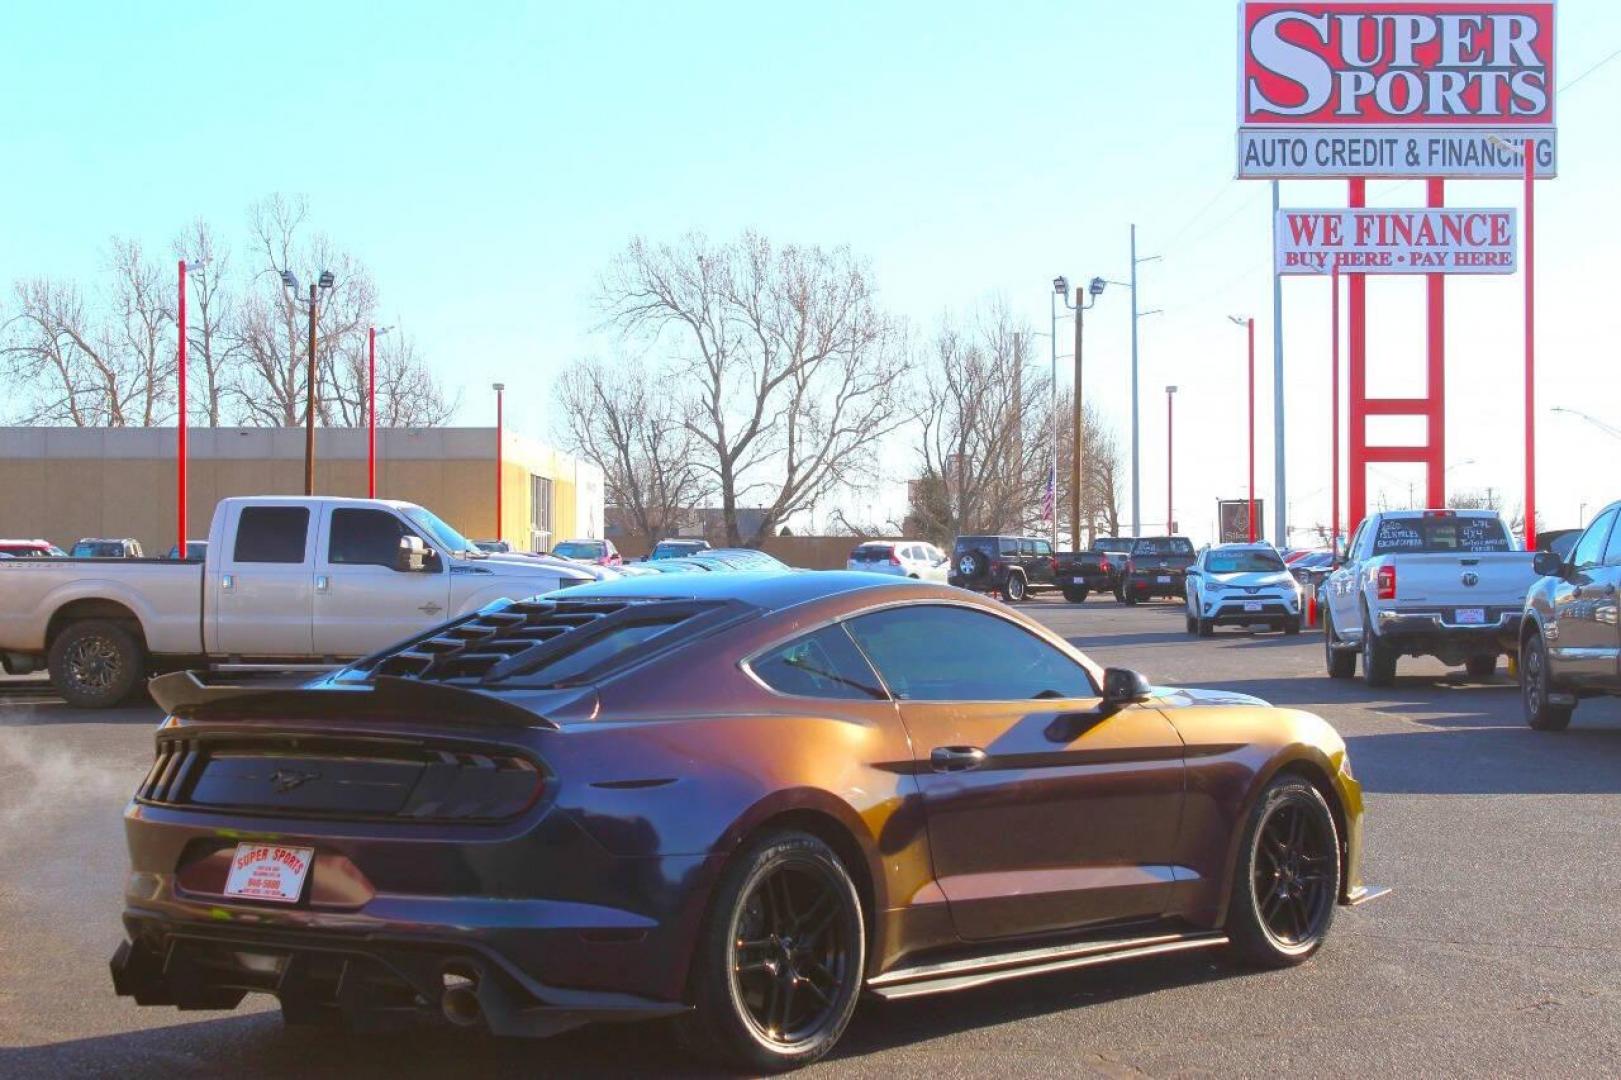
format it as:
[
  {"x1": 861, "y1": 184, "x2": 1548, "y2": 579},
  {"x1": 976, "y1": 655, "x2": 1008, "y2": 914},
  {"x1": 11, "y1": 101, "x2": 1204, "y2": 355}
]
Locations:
[
  {"x1": 366, "y1": 326, "x2": 393, "y2": 498},
  {"x1": 1165, "y1": 385, "x2": 1178, "y2": 532},
  {"x1": 1522, "y1": 137, "x2": 1537, "y2": 551},
  {"x1": 176, "y1": 260, "x2": 188, "y2": 557},
  {"x1": 1330, "y1": 263, "x2": 1341, "y2": 554},
  {"x1": 493, "y1": 383, "x2": 506, "y2": 542}
]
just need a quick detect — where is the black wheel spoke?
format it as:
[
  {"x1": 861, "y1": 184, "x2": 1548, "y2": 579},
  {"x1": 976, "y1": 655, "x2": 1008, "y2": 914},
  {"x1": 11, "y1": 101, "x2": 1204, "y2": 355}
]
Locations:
[{"x1": 731, "y1": 861, "x2": 852, "y2": 1047}]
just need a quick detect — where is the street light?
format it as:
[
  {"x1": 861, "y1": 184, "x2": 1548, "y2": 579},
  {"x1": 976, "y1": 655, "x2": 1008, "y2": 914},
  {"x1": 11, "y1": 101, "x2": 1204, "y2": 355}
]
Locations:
[
  {"x1": 492, "y1": 383, "x2": 506, "y2": 543},
  {"x1": 367, "y1": 325, "x2": 394, "y2": 498},
  {"x1": 1069, "y1": 279, "x2": 1106, "y2": 547},
  {"x1": 1048, "y1": 276, "x2": 1069, "y2": 550},
  {"x1": 1166, "y1": 385, "x2": 1179, "y2": 532},
  {"x1": 176, "y1": 257, "x2": 210, "y2": 557},
  {"x1": 282, "y1": 268, "x2": 336, "y2": 495},
  {"x1": 1228, "y1": 315, "x2": 1258, "y2": 542},
  {"x1": 1552, "y1": 406, "x2": 1621, "y2": 440}
]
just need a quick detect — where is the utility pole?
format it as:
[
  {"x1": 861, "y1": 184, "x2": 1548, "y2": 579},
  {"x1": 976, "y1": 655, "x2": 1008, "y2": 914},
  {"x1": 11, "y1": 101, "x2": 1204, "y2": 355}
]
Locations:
[
  {"x1": 1130, "y1": 225, "x2": 1141, "y2": 537},
  {"x1": 304, "y1": 282, "x2": 318, "y2": 496}
]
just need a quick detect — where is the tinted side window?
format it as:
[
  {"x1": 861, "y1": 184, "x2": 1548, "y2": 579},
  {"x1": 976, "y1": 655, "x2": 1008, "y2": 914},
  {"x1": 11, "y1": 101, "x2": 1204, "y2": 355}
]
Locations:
[
  {"x1": 998, "y1": 538, "x2": 1018, "y2": 555},
  {"x1": 1571, "y1": 511, "x2": 1616, "y2": 571},
  {"x1": 233, "y1": 507, "x2": 310, "y2": 564},
  {"x1": 1018, "y1": 539, "x2": 1036, "y2": 556},
  {"x1": 330, "y1": 509, "x2": 415, "y2": 568},
  {"x1": 1034, "y1": 539, "x2": 1053, "y2": 557},
  {"x1": 750, "y1": 624, "x2": 887, "y2": 700},
  {"x1": 845, "y1": 605, "x2": 1095, "y2": 701},
  {"x1": 1604, "y1": 515, "x2": 1621, "y2": 566}
]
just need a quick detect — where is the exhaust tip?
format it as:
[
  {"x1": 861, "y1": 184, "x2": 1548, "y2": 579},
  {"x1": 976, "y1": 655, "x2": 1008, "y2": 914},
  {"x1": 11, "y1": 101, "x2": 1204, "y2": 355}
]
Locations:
[{"x1": 441, "y1": 973, "x2": 482, "y2": 1027}]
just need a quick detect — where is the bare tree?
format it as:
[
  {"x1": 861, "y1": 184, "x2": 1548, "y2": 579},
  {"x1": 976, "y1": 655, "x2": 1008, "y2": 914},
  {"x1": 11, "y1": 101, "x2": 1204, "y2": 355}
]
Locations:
[
  {"x1": 1057, "y1": 402, "x2": 1124, "y2": 542},
  {"x1": 173, "y1": 220, "x2": 238, "y2": 426},
  {"x1": 600, "y1": 231, "x2": 909, "y2": 546},
  {"x1": 556, "y1": 358, "x2": 709, "y2": 548},
  {"x1": 1, "y1": 241, "x2": 175, "y2": 426},
  {"x1": 913, "y1": 307, "x2": 1053, "y2": 539}
]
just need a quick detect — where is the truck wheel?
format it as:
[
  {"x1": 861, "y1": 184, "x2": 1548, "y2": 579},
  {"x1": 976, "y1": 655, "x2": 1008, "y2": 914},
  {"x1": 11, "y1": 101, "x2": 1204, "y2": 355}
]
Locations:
[
  {"x1": 1003, "y1": 573, "x2": 1027, "y2": 603},
  {"x1": 1521, "y1": 631, "x2": 1573, "y2": 732},
  {"x1": 1323, "y1": 610, "x2": 1356, "y2": 679},
  {"x1": 1464, "y1": 654, "x2": 1497, "y2": 680},
  {"x1": 1122, "y1": 587, "x2": 1138, "y2": 606},
  {"x1": 1361, "y1": 621, "x2": 1396, "y2": 688},
  {"x1": 1062, "y1": 588, "x2": 1088, "y2": 604},
  {"x1": 48, "y1": 620, "x2": 143, "y2": 709}
]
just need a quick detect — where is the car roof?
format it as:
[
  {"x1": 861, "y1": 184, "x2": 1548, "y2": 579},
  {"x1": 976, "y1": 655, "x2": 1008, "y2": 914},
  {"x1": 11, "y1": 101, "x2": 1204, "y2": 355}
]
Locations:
[
  {"x1": 1208, "y1": 542, "x2": 1278, "y2": 551},
  {"x1": 559, "y1": 568, "x2": 928, "y2": 607}
]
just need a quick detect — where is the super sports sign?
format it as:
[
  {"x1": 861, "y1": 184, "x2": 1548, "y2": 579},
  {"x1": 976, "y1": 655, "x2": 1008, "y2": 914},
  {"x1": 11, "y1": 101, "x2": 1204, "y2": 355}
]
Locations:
[{"x1": 1237, "y1": 2, "x2": 1557, "y2": 178}]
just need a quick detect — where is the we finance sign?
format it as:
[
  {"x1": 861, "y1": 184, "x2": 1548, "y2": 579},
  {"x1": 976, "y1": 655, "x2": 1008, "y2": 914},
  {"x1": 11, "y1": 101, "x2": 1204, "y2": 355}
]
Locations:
[
  {"x1": 1275, "y1": 208, "x2": 1518, "y2": 274},
  {"x1": 1237, "y1": 2, "x2": 1557, "y2": 178}
]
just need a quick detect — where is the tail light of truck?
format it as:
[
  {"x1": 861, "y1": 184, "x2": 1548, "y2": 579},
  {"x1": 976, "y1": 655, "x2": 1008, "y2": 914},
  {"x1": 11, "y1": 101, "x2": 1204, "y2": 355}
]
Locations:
[
  {"x1": 1099, "y1": 558, "x2": 1111, "y2": 574},
  {"x1": 1376, "y1": 564, "x2": 1397, "y2": 600}
]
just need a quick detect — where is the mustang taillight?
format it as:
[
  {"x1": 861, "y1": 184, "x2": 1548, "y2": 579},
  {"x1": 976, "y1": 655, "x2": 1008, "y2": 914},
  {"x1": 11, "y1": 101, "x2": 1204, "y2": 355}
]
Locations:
[{"x1": 1376, "y1": 564, "x2": 1397, "y2": 600}]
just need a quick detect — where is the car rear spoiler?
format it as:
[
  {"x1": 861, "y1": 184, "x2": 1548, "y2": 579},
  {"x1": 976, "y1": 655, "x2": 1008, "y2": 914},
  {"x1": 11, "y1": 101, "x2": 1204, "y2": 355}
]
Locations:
[{"x1": 147, "y1": 670, "x2": 560, "y2": 730}]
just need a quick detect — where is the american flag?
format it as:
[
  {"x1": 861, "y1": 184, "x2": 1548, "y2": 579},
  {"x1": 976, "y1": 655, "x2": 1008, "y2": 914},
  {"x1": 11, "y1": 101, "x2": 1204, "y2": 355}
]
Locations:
[{"x1": 1041, "y1": 468, "x2": 1055, "y2": 523}]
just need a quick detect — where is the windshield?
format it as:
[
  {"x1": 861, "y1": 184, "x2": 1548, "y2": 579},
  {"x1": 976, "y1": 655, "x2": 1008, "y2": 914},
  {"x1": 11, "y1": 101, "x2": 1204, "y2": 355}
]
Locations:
[
  {"x1": 402, "y1": 506, "x2": 478, "y2": 556},
  {"x1": 1133, "y1": 538, "x2": 1194, "y2": 557},
  {"x1": 651, "y1": 542, "x2": 703, "y2": 559},
  {"x1": 553, "y1": 541, "x2": 604, "y2": 558},
  {"x1": 1093, "y1": 538, "x2": 1134, "y2": 553},
  {"x1": 1206, "y1": 550, "x2": 1286, "y2": 574},
  {"x1": 1370, "y1": 515, "x2": 1511, "y2": 555}
]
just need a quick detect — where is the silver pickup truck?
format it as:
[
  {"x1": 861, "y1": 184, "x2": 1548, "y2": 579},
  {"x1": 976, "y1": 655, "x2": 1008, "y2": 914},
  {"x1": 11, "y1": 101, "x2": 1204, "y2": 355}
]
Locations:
[
  {"x1": 0, "y1": 496, "x2": 595, "y2": 708},
  {"x1": 1320, "y1": 509, "x2": 1538, "y2": 687}
]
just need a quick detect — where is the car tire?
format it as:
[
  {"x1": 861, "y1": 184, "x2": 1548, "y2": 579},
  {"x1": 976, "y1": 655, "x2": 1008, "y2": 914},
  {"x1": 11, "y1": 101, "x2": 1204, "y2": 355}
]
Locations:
[
  {"x1": 1520, "y1": 630, "x2": 1573, "y2": 732},
  {"x1": 1361, "y1": 615, "x2": 1396, "y2": 688},
  {"x1": 1186, "y1": 612, "x2": 1198, "y2": 635},
  {"x1": 1004, "y1": 573, "x2": 1027, "y2": 603},
  {"x1": 1464, "y1": 654, "x2": 1496, "y2": 679},
  {"x1": 48, "y1": 619, "x2": 144, "y2": 709},
  {"x1": 1062, "y1": 588, "x2": 1088, "y2": 603},
  {"x1": 1122, "y1": 587, "x2": 1138, "y2": 606},
  {"x1": 676, "y1": 830, "x2": 864, "y2": 1072},
  {"x1": 1323, "y1": 609, "x2": 1356, "y2": 680},
  {"x1": 1283, "y1": 617, "x2": 1302, "y2": 636},
  {"x1": 1197, "y1": 617, "x2": 1214, "y2": 638},
  {"x1": 1225, "y1": 776, "x2": 1340, "y2": 968}
]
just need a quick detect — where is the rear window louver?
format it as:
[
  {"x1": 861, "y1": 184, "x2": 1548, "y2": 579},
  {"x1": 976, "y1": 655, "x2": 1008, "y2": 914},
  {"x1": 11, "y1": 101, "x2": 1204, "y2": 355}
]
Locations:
[{"x1": 349, "y1": 596, "x2": 744, "y2": 688}]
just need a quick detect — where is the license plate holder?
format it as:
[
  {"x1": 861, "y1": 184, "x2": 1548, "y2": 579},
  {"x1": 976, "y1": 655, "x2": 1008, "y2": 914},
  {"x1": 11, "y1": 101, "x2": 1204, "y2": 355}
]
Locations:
[
  {"x1": 1244, "y1": 601, "x2": 1263, "y2": 613},
  {"x1": 1455, "y1": 607, "x2": 1487, "y2": 625},
  {"x1": 1156, "y1": 575, "x2": 1172, "y2": 584},
  {"x1": 224, "y1": 843, "x2": 314, "y2": 904}
]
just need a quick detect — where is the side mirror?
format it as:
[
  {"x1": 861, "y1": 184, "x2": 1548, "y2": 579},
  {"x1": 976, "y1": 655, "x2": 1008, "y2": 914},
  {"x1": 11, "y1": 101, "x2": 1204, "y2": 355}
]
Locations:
[
  {"x1": 395, "y1": 535, "x2": 437, "y2": 573},
  {"x1": 1532, "y1": 550, "x2": 1564, "y2": 578},
  {"x1": 1101, "y1": 667, "x2": 1153, "y2": 706}
]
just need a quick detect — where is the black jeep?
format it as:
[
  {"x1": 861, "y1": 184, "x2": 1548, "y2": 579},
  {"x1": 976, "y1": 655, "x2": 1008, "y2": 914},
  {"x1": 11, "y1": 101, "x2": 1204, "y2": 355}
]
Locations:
[{"x1": 949, "y1": 535, "x2": 1058, "y2": 602}]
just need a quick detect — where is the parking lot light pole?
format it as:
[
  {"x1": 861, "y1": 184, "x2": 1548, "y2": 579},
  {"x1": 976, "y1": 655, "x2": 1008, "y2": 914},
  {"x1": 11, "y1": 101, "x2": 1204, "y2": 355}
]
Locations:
[
  {"x1": 493, "y1": 383, "x2": 506, "y2": 543},
  {"x1": 1050, "y1": 277, "x2": 1069, "y2": 550},
  {"x1": 1229, "y1": 315, "x2": 1257, "y2": 542},
  {"x1": 1166, "y1": 385, "x2": 1178, "y2": 532},
  {"x1": 1073, "y1": 278, "x2": 1106, "y2": 546},
  {"x1": 367, "y1": 325, "x2": 394, "y2": 498},
  {"x1": 282, "y1": 270, "x2": 335, "y2": 496}
]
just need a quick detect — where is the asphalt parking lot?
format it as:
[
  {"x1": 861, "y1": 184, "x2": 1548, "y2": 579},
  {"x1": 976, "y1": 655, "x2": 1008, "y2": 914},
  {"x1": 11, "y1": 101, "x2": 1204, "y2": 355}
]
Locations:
[{"x1": 2, "y1": 598, "x2": 1617, "y2": 1078}]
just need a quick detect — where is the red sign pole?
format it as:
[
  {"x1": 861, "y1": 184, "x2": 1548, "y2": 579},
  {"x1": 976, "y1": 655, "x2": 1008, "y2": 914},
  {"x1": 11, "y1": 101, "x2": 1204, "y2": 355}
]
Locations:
[
  {"x1": 1330, "y1": 262, "x2": 1340, "y2": 553},
  {"x1": 1347, "y1": 179, "x2": 1367, "y2": 535},
  {"x1": 176, "y1": 259, "x2": 188, "y2": 557},
  {"x1": 1426, "y1": 178, "x2": 1447, "y2": 508},
  {"x1": 1247, "y1": 317, "x2": 1256, "y2": 542},
  {"x1": 1523, "y1": 138, "x2": 1537, "y2": 551}
]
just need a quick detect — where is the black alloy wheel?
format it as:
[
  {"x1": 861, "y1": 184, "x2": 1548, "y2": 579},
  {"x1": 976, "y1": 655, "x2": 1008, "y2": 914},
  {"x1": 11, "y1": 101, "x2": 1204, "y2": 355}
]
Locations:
[
  {"x1": 1227, "y1": 777, "x2": 1340, "y2": 966},
  {"x1": 679, "y1": 832, "x2": 863, "y2": 1071},
  {"x1": 1521, "y1": 631, "x2": 1573, "y2": 732},
  {"x1": 47, "y1": 619, "x2": 142, "y2": 709}
]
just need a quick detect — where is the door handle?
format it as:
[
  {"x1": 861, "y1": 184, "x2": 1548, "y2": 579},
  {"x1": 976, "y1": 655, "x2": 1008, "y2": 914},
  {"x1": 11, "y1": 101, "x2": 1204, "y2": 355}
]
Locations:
[
  {"x1": 315, "y1": 575, "x2": 330, "y2": 593},
  {"x1": 930, "y1": 746, "x2": 987, "y2": 773},
  {"x1": 221, "y1": 574, "x2": 234, "y2": 591}
]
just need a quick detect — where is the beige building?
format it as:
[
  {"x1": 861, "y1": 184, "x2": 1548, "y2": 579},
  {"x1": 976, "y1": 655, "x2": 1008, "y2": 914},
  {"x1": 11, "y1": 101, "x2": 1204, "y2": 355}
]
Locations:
[{"x1": 0, "y1": 427, "x2": 603, "y2": 555}]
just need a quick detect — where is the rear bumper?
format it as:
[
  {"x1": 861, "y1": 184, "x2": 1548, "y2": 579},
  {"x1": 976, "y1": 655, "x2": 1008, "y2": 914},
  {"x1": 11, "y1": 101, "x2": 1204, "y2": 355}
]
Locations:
[
  {"x1": 111, "y1": 916, "x2": 687, "y2": 1038},
  {"x1": 1126, "y1": 574, "x2": 1185, "y2": 596},
  {"x1": 1374, "y1": 609, "x2": 1522, "y2": 654}
]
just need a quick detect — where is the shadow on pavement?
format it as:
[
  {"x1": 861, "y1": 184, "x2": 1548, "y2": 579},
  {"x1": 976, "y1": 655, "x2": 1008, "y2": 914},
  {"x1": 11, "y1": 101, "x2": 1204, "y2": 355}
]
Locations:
[{"x1": 0, "y1": 952, "x2": 1254, "y2": 1077}]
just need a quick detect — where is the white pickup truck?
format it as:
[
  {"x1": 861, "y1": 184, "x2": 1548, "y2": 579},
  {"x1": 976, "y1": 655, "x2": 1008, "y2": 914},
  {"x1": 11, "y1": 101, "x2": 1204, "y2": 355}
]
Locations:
[
  {"x1": 1320, "y1": 509, "x2": 1539, "y2": 687},
  {"x1": 0, "y1": 496, "x2": 596, "y2": 707}
]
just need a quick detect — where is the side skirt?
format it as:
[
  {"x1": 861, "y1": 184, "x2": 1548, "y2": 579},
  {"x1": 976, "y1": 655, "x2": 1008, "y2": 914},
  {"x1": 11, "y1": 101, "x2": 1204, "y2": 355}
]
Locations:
[{"x1": 865, "y1": 930, "x2": 1229, "y2": 1001}]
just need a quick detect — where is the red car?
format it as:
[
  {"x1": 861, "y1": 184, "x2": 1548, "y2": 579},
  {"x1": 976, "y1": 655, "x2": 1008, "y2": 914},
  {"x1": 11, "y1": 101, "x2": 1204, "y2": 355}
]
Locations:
[
  {"x1": 0, "y1": 539, "x2": 67, "y2": 558},
  {"x1": 550, "y1": 538, "x2": 623, "y2": 566}
]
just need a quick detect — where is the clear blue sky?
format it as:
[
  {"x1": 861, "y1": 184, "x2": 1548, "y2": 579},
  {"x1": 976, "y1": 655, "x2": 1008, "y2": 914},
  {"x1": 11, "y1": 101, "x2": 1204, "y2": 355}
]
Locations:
[{"x1": 5, "y1": 2, "x2": 1619, "y2": 539}]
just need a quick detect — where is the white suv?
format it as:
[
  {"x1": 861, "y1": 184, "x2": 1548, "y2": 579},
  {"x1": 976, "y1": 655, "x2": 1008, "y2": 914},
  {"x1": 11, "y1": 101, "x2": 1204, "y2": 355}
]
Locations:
[
  {"x1": 847, "y1": 540, "x2": 949, "y2": 582},
  {"x1": 1185, "y1": 543, "x2": 1303, "y2": 637}
]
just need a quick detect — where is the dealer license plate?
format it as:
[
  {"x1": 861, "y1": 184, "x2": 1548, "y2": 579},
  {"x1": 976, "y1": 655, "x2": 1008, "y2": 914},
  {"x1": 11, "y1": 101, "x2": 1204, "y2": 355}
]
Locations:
[
  {"x1": 224, "y1": 843, "x2": 314, "y2": 904},
  {"x1": 1156, "y1": 575, "x2": 1172, "y2": 584},
  {"x1": 1244, "y1": 601, "x2": 1263, "y2": 613},
  {"x1": 1455, "y1": 607, "x2": 1486, "y2": 625}
]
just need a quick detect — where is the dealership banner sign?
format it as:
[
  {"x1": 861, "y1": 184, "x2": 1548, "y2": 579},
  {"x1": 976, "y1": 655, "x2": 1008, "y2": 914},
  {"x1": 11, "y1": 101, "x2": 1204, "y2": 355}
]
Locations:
[
  {"x1": 1237, "y1": 1, "x2": 1557, "y2": 177},
  {"x1": 1275, "y1": 207, "x2": 1517, "y2": 274}
]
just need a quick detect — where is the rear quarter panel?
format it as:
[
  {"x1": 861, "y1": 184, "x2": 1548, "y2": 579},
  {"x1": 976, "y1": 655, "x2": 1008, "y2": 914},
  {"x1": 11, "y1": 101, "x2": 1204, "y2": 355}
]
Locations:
[{"x1": 0, "y1": 560, "x2": 203, "y2": 654}]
